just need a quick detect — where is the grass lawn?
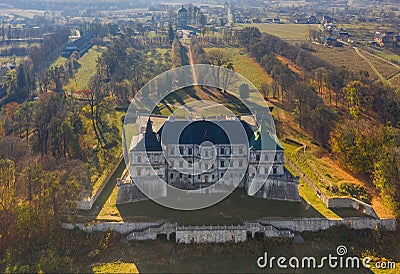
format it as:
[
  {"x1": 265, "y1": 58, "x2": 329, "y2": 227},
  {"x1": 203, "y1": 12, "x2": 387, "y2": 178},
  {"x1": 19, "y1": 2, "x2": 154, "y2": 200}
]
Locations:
[
  {"x1": 77, "y1": 107, "x2": 125, "y2": 198},
  {"x1": 154, "y1": 86, "x2": 251, "y2": 117},
  {"x1": 64, "y1": 46, "x2": 105, "y2": 93},
  {"x1": 116, "y1": 189, "x2": 326, "y2": 225},
  {"x1": 238, "y1": 23, "x2": 320, "y2": 40},
  {"x1": 51, "y1": 55, "x2": 68, "y2": 68},
  {"x1": 92, "y1": 262, "x2": 138, "y2": 273},
  {"x1": 76, "y1": 226, "x2": 400, "y2": 274},
  {"x1": 0, "y1": 56, "x2": 27, "y2": 65},
  {"x1": 389, "y1": 72, "x2": 400, "y2": 89},
  {"x1": 204, "y1": 47, "x2": 273, "y2": 91},
  {"x1": 91, "y1": 172, "x2": 366, "y2": 224},
  {"x1": 371, "y1": 47, "x2": 400, "y2": 64}
]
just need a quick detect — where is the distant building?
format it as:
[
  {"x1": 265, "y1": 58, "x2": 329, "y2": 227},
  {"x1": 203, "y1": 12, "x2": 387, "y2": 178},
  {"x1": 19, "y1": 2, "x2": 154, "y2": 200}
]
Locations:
[
  {"x1": 177, "y1": 5, "x2": 188, "y2": 29},
  {"x1": 61, "y1": 32, "x2": 93, "y2": 58},
  {"x1": 325, "y1": 37, "x2": 341, "y2": 47}
]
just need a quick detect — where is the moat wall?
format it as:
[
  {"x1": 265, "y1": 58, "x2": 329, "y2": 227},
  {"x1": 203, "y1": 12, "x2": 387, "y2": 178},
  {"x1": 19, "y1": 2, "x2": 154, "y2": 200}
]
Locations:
[{"x1": 62, "y1": 217, "x2": 397, "y2": 244}]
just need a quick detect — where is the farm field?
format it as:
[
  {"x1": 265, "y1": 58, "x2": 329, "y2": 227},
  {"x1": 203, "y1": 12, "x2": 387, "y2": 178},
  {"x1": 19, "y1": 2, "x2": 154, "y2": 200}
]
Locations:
[
  {"x1": 310, "y1": 43, "x2": 377, "y2": 78},
  {"x1": 239, "y1": 23, "x2": 320, "y2": 40},
  {"x1": 360, "y1": 50, "x2": 400, "y2": 80}
]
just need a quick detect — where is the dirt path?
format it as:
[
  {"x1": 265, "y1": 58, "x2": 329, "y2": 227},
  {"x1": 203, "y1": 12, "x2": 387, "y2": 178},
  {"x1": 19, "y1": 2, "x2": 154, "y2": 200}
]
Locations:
[{"x1": 353, "y1": 46, "x2": 385, "y2": 81}]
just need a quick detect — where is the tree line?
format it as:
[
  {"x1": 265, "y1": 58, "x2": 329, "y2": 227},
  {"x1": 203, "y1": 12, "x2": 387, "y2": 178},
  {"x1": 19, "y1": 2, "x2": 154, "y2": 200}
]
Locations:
[
  {"x1": 0, "y1": 24, "x2": 174, "y2": 271},
  {"x1": 236, "y1": 27, "x2": 400, "y2": 215},
  {"x1": 190, "y1": 36, "x2": 209, "y2": 64}
]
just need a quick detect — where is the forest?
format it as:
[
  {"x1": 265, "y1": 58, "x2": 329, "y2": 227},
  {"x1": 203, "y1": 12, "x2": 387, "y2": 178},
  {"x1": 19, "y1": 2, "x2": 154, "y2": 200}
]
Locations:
[{"x1": 0, "y1": 23, "x2": 171, "y2": 272}]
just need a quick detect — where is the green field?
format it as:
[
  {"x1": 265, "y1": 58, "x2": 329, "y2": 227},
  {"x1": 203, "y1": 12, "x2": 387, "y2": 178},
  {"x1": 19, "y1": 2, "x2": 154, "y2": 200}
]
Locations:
[
  {"x1": 238, "y1": 23, "x2": 320, "y2": 40},
  {"x1": 371, "y1": 48, "x2": 400, "y2": 64},
  {"x1": 92, "y1": 261, "x2": 138, "y2": 273},
  {"x1": 51, "y1": 55, "x2": 68, "y2": 68},
  {"x1": 64, "y1": 46, "x2": 105, "y2": 93},
  {"x1": 205, "y1": 47, "x2": 273, "y2": 90}
]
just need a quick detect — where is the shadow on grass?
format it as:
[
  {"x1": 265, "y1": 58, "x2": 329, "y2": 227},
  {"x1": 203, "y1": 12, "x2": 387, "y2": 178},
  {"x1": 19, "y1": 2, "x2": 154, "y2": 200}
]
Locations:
[{"x1": 116, "y1": 189, "x2": 325, "y2": 225}]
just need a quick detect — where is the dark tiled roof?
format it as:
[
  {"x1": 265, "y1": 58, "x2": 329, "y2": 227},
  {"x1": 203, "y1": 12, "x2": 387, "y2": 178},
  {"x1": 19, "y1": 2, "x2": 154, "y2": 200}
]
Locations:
[
  {"x1": 134, "y1": 119, "x2": 283, "y2": 151},
  {"x1": 178, "y1": 6, "x2": 187, "y2": 13},
  {"x1": 159, "y1": 120, "x2": 254, "y2": 145}
]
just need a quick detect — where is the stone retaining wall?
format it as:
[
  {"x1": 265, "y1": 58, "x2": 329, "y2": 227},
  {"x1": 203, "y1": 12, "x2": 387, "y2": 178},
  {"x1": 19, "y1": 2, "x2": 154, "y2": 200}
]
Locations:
[
  {"x1": 284, "y1": 156, "x2": 379, "y2": 218},
  {"x1": 176, "y1": 225, "x2": 247, "y2": 243},
  {"x1": 259, "y1": 217, "x2": 396, "y2": 232},
  {"x1": 77, "y1": 155, "x2": 124, "y2": 210},
  {"x1": 62, "y1": 217, "x2": 397, "y2": 244}
]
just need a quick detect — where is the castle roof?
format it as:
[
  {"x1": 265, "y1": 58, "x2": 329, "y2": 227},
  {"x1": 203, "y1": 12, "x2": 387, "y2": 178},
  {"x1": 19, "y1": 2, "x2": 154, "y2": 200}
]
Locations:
[
  {"x1": 132, "y1": 118, "x2": 283, "y2": 152},
  {"x1": 178, "y1": 5, "x2": 187, "y2": 13}
]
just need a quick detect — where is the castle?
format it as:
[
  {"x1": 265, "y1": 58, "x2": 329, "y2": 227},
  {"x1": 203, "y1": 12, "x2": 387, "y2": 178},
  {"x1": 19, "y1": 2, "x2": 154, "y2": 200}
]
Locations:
[{"x1": 118, "y1": 116, "x2": 300, "y2": 203}]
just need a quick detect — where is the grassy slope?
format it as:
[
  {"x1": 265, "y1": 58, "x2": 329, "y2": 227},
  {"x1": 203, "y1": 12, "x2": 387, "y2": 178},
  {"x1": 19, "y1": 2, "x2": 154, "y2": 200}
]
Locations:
[{"x1": 64, "y1": 46, "x2": 104, "y2": 93}]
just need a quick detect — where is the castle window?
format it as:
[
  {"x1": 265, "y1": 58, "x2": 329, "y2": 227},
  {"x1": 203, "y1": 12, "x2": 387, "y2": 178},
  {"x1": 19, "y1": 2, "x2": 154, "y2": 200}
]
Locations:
[
  {"x1": 137, "y1": 155, "x2": 142, "y2": 163},
  {"x1": 239, "y1": 160, "x2": 243, "y2": 167},
  {"x1": 274, "y1": 155, "x2": 278, "y2": 161},
  {"x1": 220, "y1": 147, "x2": 225, "y2": 155},
  {"x1": 205, "y1": 163, "x2": 209, "y2": 170},
  {"x1": 170, "y1": 173, "x2": 174, "y2": 179},
  {"x1": 170, "y1": 147, "x2": 174, "y2": 155},
  {"x1": 220, "y1": 160, "x2": 225, "y2": 168},
  {"x1": 264, "y1": 154, "x2": 268, "y2": 161},
  {"x1": 239, "y1": 147, "x2": 243, "y2": 154},
  {"x1": 205, "y1": 150, "x2": 209, "y2": 157},
  {"x1": 273, "y1": 167, "x2": 277, "y2": 174},
  {"x1": 179, "y1": 173, "x2": 183, "y2": 178},
  {"x1": 137, "y1": 168, "x2": 141, "y2": 176},
  {"x1": 188, "y1": 147, "x2": 193, "y2": 155},
  {"x1": 256, "y1": 154, "x2": 260, "y2": 161}
]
